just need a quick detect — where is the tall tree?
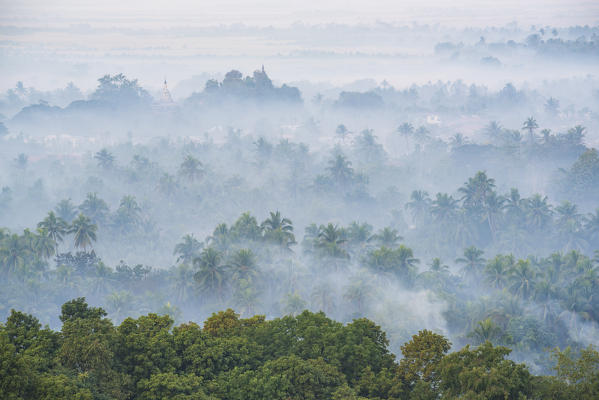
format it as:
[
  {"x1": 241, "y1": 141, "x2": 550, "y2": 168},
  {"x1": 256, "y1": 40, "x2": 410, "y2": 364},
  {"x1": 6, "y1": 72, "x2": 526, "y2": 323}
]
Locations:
[{"x1": 69, "y1": 214, "x2": 98, "y2": 251}]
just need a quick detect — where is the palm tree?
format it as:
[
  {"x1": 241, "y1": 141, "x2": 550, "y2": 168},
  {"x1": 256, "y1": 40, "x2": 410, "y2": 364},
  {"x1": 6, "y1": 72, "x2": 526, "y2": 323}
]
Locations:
[
  {"x1": 468, "y1": 318, "x2": 503, "y2": 345},
  {"x1": 405, "y1": 190, "x2": 431, "y2": 223},
  {"x1": 522, "y1": 117, "x2": 539, "y2": 141},
  {"x1": 484, "y1": 255, "x2": 512, "y2": 289},
  {"x1": 485, "y1": 192, "x2": 505, "y2": 241},
  {"x1": 229, "y1": 248, "x2": 258, "y2": 281},
  {"x1": 370, "y1": 227, "x2": 403, "y2": 248},
  {"x1": 79, "y1": 193, "x2": 109, "y2": 225},
  {"x1": 508, "y1": 259, "x2": 536, "y2": 300},
  {"x1": 179, "y1": 155, "x2": 204, "y2": 182},
  {"x1": 0, "y1": 234, "x2": 28, "y2": 274},
  {"x1": 193, "y1": 247, "x2": 229, "y2": 300},
  {"x1": 544, "y1": 97, "x2": 559, "y2": 114},
  {"x1": 55, "y1": 199, "x2": 78, "y2": 223},
  {"x1": 484, "y1": 121, "x2": 503, "y2": 140},
  {"x1": 157, "y1": 173, "x2": 178, "y2": 196},
  {"x1": 261, "y1": 211, "x2": 296, "y2": 249},
  {"x1": 34, "y1": 228, "x2": 56, "y2": 260},
  {"x1": 503, "y1": 188, "x2": 525, "y2": 223},
  {"x1": 316, "y1": 223, "x2": 348, "y2": 260},
  {"x1": 326, "y1": 153, "x2": 354, "y2": 187},
  {"x1": 565, "y1": 125, "x2": 585, "y2": 146},
  {"x1": 173, "y1": 234, "x2": 203, "y2": 264},
  {"x1": 429, "y1": 257, "x2": 449, "y2": 273},
  {"x1": 584, "y1": 209, "x2": 599, "y2": 245},
  {"x1": 283, "y1": 292, "x2": 307, "y2": 317},
  {"x1": 456, "y1": 246, "x2": 486, "y2": 281},
  {"x1": 397, "y1": 122, "x2": 414, "y2": 151},
  {"x1": 431, "y1": 193, "x2": 459, "y2": 224},
  {"x1": 69, "y1": 214, "x2": 98, "y2": 251},
  {"x1": 37, "y1": 211, "x2": 68, "y2": 248},
  {"x1": 207, "y1": 223, "x2": 231, "y2": 253},
  {"x1": 346, "y1": 221, "x2": 373, "y2": 251},
  {"x1": 231, "y1": 212, "x2": 262, "y2": 242},
  {"x1": 94, "y1": 148, "x2": 115, "y2": 169},
  {"x1": 335, "y1": 124, "x2": 349, "y2": 139},
  {"x1": 113, "y1": 195, "x2": 141, "y2": 232},
  {"x1": 458, "y1": 171, "x2": 496, "y2": 212},
  {"x1": 525, "y1": 194, "x2": 553, "y2": 231},
  {"x1": 171, "y1": 263, "x2": 196, "y2": 303}
]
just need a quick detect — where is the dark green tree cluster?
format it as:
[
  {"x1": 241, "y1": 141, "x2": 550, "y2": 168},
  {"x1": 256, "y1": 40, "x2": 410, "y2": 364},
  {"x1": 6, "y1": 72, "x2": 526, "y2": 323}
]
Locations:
[{"x1": 2, "y1": 299, "x2": 598, "y2": 399}]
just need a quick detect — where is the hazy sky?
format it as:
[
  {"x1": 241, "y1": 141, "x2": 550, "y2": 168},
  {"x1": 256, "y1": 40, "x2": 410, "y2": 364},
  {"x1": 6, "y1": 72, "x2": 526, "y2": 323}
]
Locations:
[
  {"x1": 1, "y1": 0, "x2": 598, "y2": 91},
  {"x1": 2, "y1": 0, "x2": 598, "y2": 27}
]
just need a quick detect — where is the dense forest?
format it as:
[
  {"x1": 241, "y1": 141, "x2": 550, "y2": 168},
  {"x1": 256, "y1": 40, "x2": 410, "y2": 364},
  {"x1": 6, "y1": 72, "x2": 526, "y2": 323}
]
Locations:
[
  {"x1": 2, "y1": 4, "x2": 599, "y2": 397},
  {"x1": 2, "y1": 298, "x2": 598, "y2": 399}
]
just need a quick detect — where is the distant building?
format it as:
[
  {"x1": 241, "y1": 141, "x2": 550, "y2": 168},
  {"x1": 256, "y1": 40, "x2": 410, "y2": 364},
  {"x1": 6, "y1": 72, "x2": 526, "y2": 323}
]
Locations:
[{"x1": 153, "y1": 79, "x2": 176, "y2": 111}]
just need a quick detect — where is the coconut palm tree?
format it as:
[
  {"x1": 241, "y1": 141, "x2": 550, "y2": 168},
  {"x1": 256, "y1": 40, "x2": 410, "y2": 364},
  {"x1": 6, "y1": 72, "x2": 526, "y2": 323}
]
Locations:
[
  {"x1": 370, "y1": 227, "x2": 403, "y2": 248},
  {"x1": 79, "y1": 193, "x2": 110, "y2": 225},
  {"x1": 522, "y1": 117, "x2": 539, "y2": 141},
  {"x1": 94, "y1": 148, "x2": 115, "y2": 169},
  {"x1": 193, "y1": 247, "x2": 229, "y2": 300},
  {"x1": 173, "y1": 234, "x2": 203, "y2": 264},
  {"x1": 69, "y1": 214, "x2": 97, "y2": 251},
  {"x1": 231, "y1": 212, "x2": 262, "y2": 242},
  {"x1": 229, "y1": 248, "x2": 258, "y2": 281},
  {"x1": 261, "y1": 211, "x2": 296, "y2": 249},
  {"x1": 113, "y1": 195, "x2": 141, "y2": 233},
  {"x1": 0, "y1": 234, "x2": 28, "y2": 275},
  {"x1": 566, "y1": 125, "x2": 586, "y2": 146},
  {"x1": 458, "y1": 171, "x2": 496, "y2": 213},
  {"x1": 283, "y1": 292, "x2": 307, "y2": 317},
  {"x1": 584, "y1": 209, "x2": 599, "y2": 246},
  {"x1": 484, "y1": 121, "x2": 503, "y2": 140},
  {"x1": 207, "y1": 223, "x2": 231, "y2": 253},
  {"x1": 54, "y1": 199, "x2": 78, "y2": 223},
  {"x1": 468, "y1": 318, "x2": 503, "y2": 345},
  {"x1": 157, "y1": 173, "x2": 178, "y2": 197},
  {"x1": 326, "y1": 153, "x2": 354, "y2": 188},
  {"x1": 37, "y1": 211, "x2": 68, "y2": 248},
  {"x1": 316, "y1": 223, "x2": 348, "y2": 260},
  {"x1": 405, "y1": 190, "x2": 431, "y2": 224},
  {"x1": 525, "y1": 194, "x2": 553, "y2": 231},
  {"x1": 346, "y1": 221, "x2": 374, "y2": 253},
  {"x1": 456, "y1": 246, "x2": 486, "y2": 281},
  {"x1": 508, "y1": 259, "x2": 536, "y2": 300},
  {"x1": 431, "y1": 193, "x2": 459, "y2": 224},
  {"x1": 179, "y1": 155, "x2": 204, "y2": 182},
  {"x1": 34, "y1": 228, "x2": 56, "y2": 260},
  {"x1": 484, "y1": 255, "x2": 512, "y2": 289}
]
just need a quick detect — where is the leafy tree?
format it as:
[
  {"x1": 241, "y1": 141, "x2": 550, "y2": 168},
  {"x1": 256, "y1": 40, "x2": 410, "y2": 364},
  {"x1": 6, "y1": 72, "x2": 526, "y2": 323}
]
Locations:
[
  {"x1": 552, "y1": 345, "x2": 599, "y2": 399},
  {"x1": 438, "y1": 342, "x2": 533, "y2": 399},
  {"x1": 399, "y1": 329, "x2": 451, "y2": 394}
]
